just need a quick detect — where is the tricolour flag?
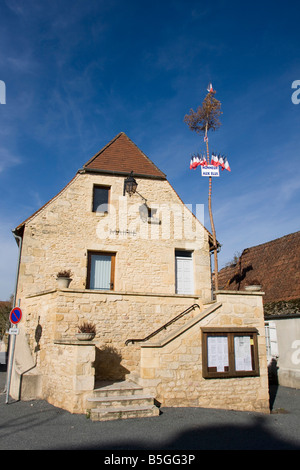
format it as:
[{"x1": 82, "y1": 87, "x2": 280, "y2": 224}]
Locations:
[
  {"x1": 218, "y1": 155, "x2": 225, "y2": 170},
  {"x1": 190, "y1": 155, "x2": 199, "y2": 170},
  {"x1": 224, "y1": 157, "x2": 231, "y2": 172},
  {"x1": 200, "y1": 154, "x2": 207, "y2": 166},
  {"x1": 211, "y1": 153, "x2": 219, "y2": 167}
]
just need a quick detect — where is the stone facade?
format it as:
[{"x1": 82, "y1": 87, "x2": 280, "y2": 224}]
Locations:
[
  {"x1": 16, "y1": 172, "x2": 211, "y2": 299},
  {"x1": 10, "y1": 133, "x2": 270, "y2": 415},
  {"x1": 139, "y1": 291, "x2": 269, "y2": 413}
]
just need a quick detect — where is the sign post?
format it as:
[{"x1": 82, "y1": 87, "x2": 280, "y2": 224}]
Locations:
[{"x1": 5, "y1": 307, "x2": 22, "y2": 404}]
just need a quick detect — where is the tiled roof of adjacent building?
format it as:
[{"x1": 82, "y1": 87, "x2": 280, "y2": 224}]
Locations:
[
  {"x1": 83, "y1": 132, "x2": 166, "y2": 179},
  {"x1": 218, "y1": 231, "x2": 300, "y2": 303}
]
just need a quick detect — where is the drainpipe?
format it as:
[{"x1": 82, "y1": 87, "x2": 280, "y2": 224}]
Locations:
[{"x1": 5, "y1": 230, "x2": 23, "y2": 403}]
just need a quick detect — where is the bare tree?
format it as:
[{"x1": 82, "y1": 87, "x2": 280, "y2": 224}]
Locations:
[{"x1": 0, "y1": 298, "x2": 12, "y2": 339}]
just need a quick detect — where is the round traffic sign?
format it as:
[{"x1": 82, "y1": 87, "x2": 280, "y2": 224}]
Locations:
[{"x1": 9, "y1": 307, "x2": 22, "y2": 325}]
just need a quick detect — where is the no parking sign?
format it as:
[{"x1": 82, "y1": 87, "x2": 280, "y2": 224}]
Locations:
[{"x1": 9, "y1": 307, "x2": 22, "y2": 325}]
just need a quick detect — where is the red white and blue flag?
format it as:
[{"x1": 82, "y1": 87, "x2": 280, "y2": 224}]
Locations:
[
  {"x1": 211, "y1": 153, "x2": 219, "y2": 167},
  {"x1": 224, "y1": 157, "x2": 231, "y2": 172},
  {"x1": 189, "y1": 151, "x2": 231, "y2": 172},
  {"x1": 200, "y1": 155, "x2": 207, "y2": 166},
  {"x1": 218, "y1": 155, "x2": 225, "y2": 170}
]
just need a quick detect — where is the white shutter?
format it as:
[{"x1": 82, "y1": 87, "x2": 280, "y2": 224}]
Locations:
[
  {"x1": 175, "y1": 256, "x2": 194, "y2": 294},
  {"x1": 265, "y1": 321, "x2": 279, "y2": 358},
  {"x1": 90, "y1": 254, "x2": 111, "y2": 290}
]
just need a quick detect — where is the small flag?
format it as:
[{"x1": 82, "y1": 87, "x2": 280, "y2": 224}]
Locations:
[
  {"x1": 190, "y1": 155, "x2": 198, "y2": 170},
  {"x1": 218, "y1": 155, "x2": 225, "y2": 169},
  {"x1": 224, "y1": 157, "x2": 231, "y2": 172},
  {"x1": 207, "y1": 83, "x2": 215, "y2": 93},
  {"x1": 211, "y1": 153, "x2": 219, "y2": 167},
  {"x1": 200, "y1": 154, "x2": 207, "y2": 166}
]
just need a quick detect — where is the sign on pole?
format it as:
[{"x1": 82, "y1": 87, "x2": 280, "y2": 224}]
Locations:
[
  {"x1": 9, "y1": 307, "x2": 22, "y2": 325},
  {"x1": 6, "y1": 307, "x2": 22, "y2": 404},
  {"x1": 201, "y1": 165, "x2": 220, "y2": 177},
  {"x1": 9, "y1": 327, "x2": 19, "y2": 335}
]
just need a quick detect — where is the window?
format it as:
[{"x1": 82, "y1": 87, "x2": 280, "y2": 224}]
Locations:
[
  {"x1": 175, "y1": 250, "x2": 194, "y2": 295},
  {"x1": 202, "y1": 328, "x2": 259, "y2": 378},
  {"x1": 87, "y1": 251, "x2": 115, "y2": 290},
  {"x1": 92, "y1": 185, "x2": 110, "y2": 213}
]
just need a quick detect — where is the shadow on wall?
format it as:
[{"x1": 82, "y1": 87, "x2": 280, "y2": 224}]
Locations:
[
  {"x1": 268, "y1": 357, "x2": 279, "y2": 411},
  {"x1": 95, "y1": 346, "x2": 129, "y2": 381}
]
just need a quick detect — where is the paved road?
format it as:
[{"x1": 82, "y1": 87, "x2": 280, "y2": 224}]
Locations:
[{"x1": 0, "y1": 365, "x2": 299, "y2": 451}]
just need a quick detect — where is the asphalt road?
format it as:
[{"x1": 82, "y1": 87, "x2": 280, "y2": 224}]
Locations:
[{"x1": 0, "y1": 364, "x2": 299, "y2": 452}]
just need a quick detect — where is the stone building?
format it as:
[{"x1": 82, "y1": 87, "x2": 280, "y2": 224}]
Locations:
[{"x1": 10, "y1": 132, "x2": 270, "y2": 418}]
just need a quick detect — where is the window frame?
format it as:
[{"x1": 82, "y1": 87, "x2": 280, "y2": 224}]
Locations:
[
  {"x1": 92, "y1": 184, "x2": 111, "y2": 213},
  {"x1": 201, "y1": 327, "x2": 260, "y2": 379},
  {"x1": 86, "y1": 251, "x2": 116, "y2": 291}
]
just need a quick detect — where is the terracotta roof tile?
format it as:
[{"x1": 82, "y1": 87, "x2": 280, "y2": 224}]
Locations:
[
  {"x1": 83, "y1": 132, "x2": 166, "y2": 179},
  {"x1": 218, "y1": 231, "x2": 300, "y2": 303}
]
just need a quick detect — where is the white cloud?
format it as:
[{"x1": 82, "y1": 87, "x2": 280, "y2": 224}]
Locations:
[{"x1": 0, "y1": 147, "x2": 21, "y2": 173}]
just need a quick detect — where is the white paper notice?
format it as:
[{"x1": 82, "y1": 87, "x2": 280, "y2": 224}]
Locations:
[
  {"x1": 234, "y1": 336, "x2": 253, "y2": 371},
  {"x1": 207, "y1": 336, "x2": 229, "y2": 372}
]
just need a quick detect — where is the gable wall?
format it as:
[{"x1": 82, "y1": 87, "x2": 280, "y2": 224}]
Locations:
[{"x1": 17, "y1": 172, "x2": 211, "y2": 302}]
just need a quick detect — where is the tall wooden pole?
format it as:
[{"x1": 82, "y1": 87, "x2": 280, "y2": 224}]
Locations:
[{"x1": 205, "y1": 123, "x2": 219, "y2": 291}]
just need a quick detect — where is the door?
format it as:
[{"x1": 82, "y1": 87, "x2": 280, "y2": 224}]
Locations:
[{"x1": 175, "y1": 250, "x2": 194, "y2": 294}]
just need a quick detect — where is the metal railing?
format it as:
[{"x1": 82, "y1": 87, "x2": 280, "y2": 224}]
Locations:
[{"x1": 125, "y1": 304, "x2": 200, "y2": 345}]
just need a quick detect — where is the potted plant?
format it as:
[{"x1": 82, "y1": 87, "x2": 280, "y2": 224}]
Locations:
[
  {"x1": 56, "y1": 270, "x2": 72, "y2": 289},
  {"x1": 76, "y1": 321, "x2": 96, "y2": 341},
  {"x1": 245, "y1": 279, "x2": 262, "y2": 291}
]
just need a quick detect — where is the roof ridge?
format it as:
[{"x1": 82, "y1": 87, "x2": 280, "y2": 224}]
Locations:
[
  {"x1": 82, "y1": 132, "x2": 166, "y2": 179},
  {"x1": 83, "y1": 132, "x2": 124, "y2": 168}
]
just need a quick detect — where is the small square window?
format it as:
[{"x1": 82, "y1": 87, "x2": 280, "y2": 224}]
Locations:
[{"x1": 92, "y1": 185, "x2": 110, "y2": 213}]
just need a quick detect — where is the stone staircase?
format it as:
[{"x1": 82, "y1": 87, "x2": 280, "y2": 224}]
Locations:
[{"x1": 86, "y1": 380, "x2": 160, "y2": 421}]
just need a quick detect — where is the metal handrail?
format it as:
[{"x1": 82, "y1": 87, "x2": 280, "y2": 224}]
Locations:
[{"x1": 125, "y1": 303, "x2": 200, "y2": 345}]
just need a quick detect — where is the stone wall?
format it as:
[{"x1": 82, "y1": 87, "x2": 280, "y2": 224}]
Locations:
[
  {"x1": 12, "y1": 289, "x2": 270, "y2": 414},
  {"x1": 16, "y1": 172, "x2": 211, "y2": 302},
  {"x1": 20, "y1": 287, "x2": 203, "y2": 389},
  {"x1": 139, "y1": 291, "x2": 270, "y2": 413}
]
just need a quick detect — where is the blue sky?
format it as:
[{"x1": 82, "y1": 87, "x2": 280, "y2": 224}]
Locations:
[{"x1": 0, "y1": 0, "x2": 300, "y2": 300}]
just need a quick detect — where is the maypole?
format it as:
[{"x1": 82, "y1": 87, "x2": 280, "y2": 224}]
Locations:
[
  {"x1": 204, "y1": 123, "x2": 219, "y2": 290},
  {"x1": 185, "y1": 83, "x2": 231, "y2": 293}
]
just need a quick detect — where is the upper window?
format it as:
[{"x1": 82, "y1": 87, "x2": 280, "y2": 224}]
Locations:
[
  {"x1": 202, "y1": 328, "x2": 259, "y2": 378},
  {"x1": 92, "y1": 185, "x2": 110, "y2": 213}
]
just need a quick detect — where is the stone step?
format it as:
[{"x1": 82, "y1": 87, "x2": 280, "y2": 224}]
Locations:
[
  {"x1": 89, "y1": 404, "x2": 160, "y2": 422},
  {"x1": 92, "y1": 380, "x2": 143, "y2": 397},
  {"x1": 86, "y1": 379, "x2": 160, "y2": 421},
  {"x1": 87, "y1": 394, "x2": 155, "y2": 409}
]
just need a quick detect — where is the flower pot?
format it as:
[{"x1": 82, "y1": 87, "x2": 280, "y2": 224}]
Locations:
[
  {"x1": 56, "y1": 277, "x2": 72, "y2": 289},
  {"x1": 245, "y1": 285, "x2": 262, "y2": 292},
  {"x1": 76, "y1": 333, "x2": 95, "y2": 341}
]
